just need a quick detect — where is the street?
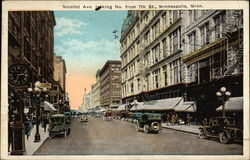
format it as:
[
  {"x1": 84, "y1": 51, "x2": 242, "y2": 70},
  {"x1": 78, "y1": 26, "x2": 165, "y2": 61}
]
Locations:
[{"x1": 34, "y1": 117, "x2": 243, "y2": 155}]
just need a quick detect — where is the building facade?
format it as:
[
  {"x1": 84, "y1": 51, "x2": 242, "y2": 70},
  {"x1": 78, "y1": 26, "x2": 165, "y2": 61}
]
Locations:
[
  {"x1": 91, "y1": 70, "x2": 101, "y2": 108},
  {"x1": 181, "y1": 10, "x2": 243, "y2": 115},
  {"x1": 8, "y1": 11, "x2": 56, "y2": 88},
  {"x1": 82, "y1": 91, "x2": 93, "y2": 111},
  {"x1": 120, "y1": 10, "x2": 184, "y2": 103},
  {"x1": 120, "y1": 10, "x2": 243, "y2": 116},
  {"x1": 99, "y1": 60, "x2": 122, "y2": 108},
  {"x1": 53, "y1": 55, "x2": 67, "y2": 92}
]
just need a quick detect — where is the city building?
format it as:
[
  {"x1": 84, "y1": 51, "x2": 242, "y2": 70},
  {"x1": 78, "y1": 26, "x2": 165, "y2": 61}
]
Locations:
[
  {"x1": 8, "y1": 11, "x2": 56, "y2": 90},
  {"x1": 8, "y1": 11, "x2": 56, "y2": 155},
  {"x1": 91, "y1": 70, "x2": 101, "y2": 108},
  {"x1": 181, "y1": 10, "x2": 243, "y2": 116},
  {"x1": 99, "y1": 60, "x2": 122, "y2": 108},
  {"x1": 120, "y1": 10, "x2": 243, "y2": 117},
  {"x1": 53, "y1": 55, "x2": 67, "y2": 92},
  {"x1": 82, "y1": 91, "x2": 93, "y2": 111},
  {"x1": 52, "y1": 54, "x2": 67, "y2": 111},
  {"x1": 120, "y1": 10, "x2": 184, "y2": 103}
]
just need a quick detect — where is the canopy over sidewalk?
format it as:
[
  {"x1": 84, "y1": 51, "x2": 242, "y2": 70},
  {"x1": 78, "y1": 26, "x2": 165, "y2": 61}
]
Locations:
[
  {"x1": 131, "y1": 97, "x2": 183, "y2": 111},
  {"x1": 216, "y1": 97, "x2": 243, "y2": 112},
  {"x1": 44, "y1": 101, "x2": 57, "y2": 111}
]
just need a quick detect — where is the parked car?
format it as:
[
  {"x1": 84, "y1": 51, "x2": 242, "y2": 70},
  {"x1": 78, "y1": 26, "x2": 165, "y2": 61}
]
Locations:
[
  {"x1": 198, "y1": 117, "x2": 243, "y2": 144},
  {"x1": 80, "y1": 114, "x2": 88, "y2": 123},
  {"x1": 64, "y1": 112, "x2": 72, "y2": 123},
  {"x1": 135, "y1": 113, "x2": 162, "y2": 134},
  {"x1": 131, "y1": 112, "x2": 142, "y2": 123},
  {"x1": 103, "y1": 111, "x2": 112, "y2": 120},
  {"x1": 49, "y1": 114, "x2": 70, "y2": 138}
]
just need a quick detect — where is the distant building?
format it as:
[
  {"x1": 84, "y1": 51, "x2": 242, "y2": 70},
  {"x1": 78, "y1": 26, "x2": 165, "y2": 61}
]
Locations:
[
  {"x1": 82, "y1": 92, "x2": 93, "y2": 111},
  {"x1": 91, "y1": 70, "x2": 101, "y2": 108},
  {"x1": 54, "y1": 55, "x2": 67, "y2": 92},
  {"x1": 99, "y1": 60, "x2": 122, "y2": 108}
]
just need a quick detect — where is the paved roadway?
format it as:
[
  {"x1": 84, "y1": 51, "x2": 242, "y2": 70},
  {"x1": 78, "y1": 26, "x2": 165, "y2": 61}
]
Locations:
[{"x1": 34, "y1": 117, "x2": 243, "y2": 155}]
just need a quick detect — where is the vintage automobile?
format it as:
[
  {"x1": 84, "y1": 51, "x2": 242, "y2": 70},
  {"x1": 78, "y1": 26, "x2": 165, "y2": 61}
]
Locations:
[
  {"x1": 103, "y1": 110, "x2": 112, "y2": 120},
  {"x1": 80, "y1": 114, "x2": 88, "y2": 123},
  {"x1": 135, "y1": 113, "x2": 162, "y2": 134},
  {"x1": 49, "y1": 114, "x2": 71, "y2": 138},
  {"x1": 198, "y1": 117, "x2": 243, "y2": 144},
  {"x1": 131, "y1": 112, "x2": 142, "y2": 123},
  {"x1": 64, "y1": 112, "x2": 72, "y2": 123}
]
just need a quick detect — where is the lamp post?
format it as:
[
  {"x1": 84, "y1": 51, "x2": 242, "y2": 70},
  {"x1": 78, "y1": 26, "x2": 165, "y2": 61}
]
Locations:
[
  {"x1": 216, "y1": 87, "x2": 231, "y2": 118},
  {"x1": 28, "y1": 81, "x2": 48, "y2": 142}
]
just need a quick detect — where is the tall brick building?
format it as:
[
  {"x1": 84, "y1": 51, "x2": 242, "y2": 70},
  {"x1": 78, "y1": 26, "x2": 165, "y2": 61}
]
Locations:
[
  {"x1": 8, "y1": 11, "x2": 56, "y2": 91},
  {"x1": 99, "y1": 60, "x2": 122, "y2": 108}
]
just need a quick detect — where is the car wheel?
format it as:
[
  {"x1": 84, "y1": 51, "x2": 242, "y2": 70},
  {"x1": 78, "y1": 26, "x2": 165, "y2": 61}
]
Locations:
[
  {"x1": 198, "y1": 129, "x2": 205, "y2": 139},
  {"x1": 219, "y1": 132, "x2": 230, "y2": 144},
  {"x1": 144, "y1": 125, "x2": 149, "y2": 134}
]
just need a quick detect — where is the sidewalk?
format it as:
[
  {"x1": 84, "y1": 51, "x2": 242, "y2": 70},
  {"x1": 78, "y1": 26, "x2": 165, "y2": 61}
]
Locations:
[
  {"x1": 161, "y1": 123, "x2": 200, "y2": 135},
  {"x1": 25, "y1": 125, "x2": 49, "y2": 155}
]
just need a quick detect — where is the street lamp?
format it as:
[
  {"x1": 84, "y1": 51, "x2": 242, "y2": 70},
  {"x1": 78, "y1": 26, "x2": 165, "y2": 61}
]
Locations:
[
  {"x1": 216, "y1": 87, "x2": 231, "y2": 118},
  {"x1": 27, "y1": 81, "x2": 48, "y2": 143}
]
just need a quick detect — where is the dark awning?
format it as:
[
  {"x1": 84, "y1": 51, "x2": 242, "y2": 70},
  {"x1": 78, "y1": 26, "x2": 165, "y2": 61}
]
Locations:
[{"x1": 216, "y1": 97, "x2": 243, "y2": 112}]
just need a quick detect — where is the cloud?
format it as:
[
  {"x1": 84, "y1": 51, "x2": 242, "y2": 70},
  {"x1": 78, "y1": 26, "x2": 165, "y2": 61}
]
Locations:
[
  {"x1": 54, "y1": 38, "x2": 121, "y2": 75},
  {"x1": 55, "y1": 17, "x2": 87, "y2": 36}
]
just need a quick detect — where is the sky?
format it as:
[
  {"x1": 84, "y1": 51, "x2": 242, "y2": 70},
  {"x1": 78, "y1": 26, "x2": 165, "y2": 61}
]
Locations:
[{"x1": 54, "y1": 10, "x2": 128, "y2": 109}]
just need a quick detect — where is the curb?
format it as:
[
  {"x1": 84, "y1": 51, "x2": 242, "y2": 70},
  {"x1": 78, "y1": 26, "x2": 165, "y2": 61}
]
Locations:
[
  {"x1": 32, "y1": 136, "x2": 49, "y2": 155},
  {"x1": 162, "y1": 126, "x2": 199, "y2": 135}
]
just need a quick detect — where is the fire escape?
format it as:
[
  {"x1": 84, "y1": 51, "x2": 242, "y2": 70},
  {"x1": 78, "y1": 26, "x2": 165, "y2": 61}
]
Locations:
[{"x1": 213, "y1": 10, "x2": 243, "y2": 79}]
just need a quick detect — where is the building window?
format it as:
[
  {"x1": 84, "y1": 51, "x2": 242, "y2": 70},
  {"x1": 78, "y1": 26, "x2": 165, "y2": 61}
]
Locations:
[
  {"x1": 145, "y1": 73, "x2": 150, "y2": 90},
  {"x1": 144, "y1": 30, "x2": 150, "y2": 45},
  {"x1": 214, "y1": 12, "x2": 226, "y2": 40},
  {"x1": 162, "y1": 12, "x2": 166, "y2": 29},
  {"x1": 137, "y1": 78, "x2": 140, "y2": 91},
  {"x1": 170, "y1": 59, "x2": 181, "y2": 84},
  {"x1": 199, "y1": 58, "x2": 210, "y2": 83},
  {"x1": 131, "y1": 82, "x2": 134, "y2": 93},
  {"x1": 171, "y1": 27, "x2": 181, "y2": 53},
  {"x1": 144, "y1": 51, "x2": 150, "y2": 67},
  {"x1": 152, "y1": 20, "x2": 160, "y2": 40},
  {"x1": 173, "y1": 10, "x2": 179, "y2": 22},
  {"x1": 188, "y1": 63, "x2": 198, "y2": 83},
  {"x1": 163, "y1": 65, "x2": 168, "y2": 86},
  {"x1": 152, "y1": 43, "x2": 160, "y2": 64},
  {"x1": 188, "y1": 31, "x2": 197, "y2": 52},
  {"x1": 153, "y1": 69, "x2": 160, "y2": 89},
  {"x1": 162, "y1": 38, "x2": 167, "y2": 58},
  {"x1": 200, "y1": 23, "x2": 210, "y2": 45}
]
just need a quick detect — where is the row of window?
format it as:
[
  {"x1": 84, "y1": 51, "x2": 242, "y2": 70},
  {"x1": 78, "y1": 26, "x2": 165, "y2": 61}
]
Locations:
[{"x1": 122, "y1": 58, "x2": 182, "y2": 97}]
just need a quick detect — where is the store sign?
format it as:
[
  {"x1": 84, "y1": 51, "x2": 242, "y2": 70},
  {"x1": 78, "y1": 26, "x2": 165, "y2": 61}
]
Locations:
[{"x1": 38, "y1": 83, "x2": 52, "y2": 89}]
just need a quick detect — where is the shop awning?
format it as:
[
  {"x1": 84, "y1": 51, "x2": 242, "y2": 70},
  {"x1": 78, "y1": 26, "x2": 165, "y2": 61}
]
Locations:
[
  {"x1": 174, "y1": 101, "x2": 197, "y2": 112},
  {"x1": 131, "y1": 97, "x2": 183, "y2": 111},
  {"x1": 216, "y1": 97, "x2": 243, "y2": 112},
  {"x1": 44, "y1": 101, "x2": 57, "y2": 111},
  {"x1": 113, "y1": 104, "x2": 126, "y2": 111}
]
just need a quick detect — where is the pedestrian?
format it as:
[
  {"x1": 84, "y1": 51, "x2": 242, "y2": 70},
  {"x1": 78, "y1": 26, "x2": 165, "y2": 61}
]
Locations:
[
  {"x1": 186, "y1": 114, "x2": 192, "y2": 125},
  {"x1": 171, "y1": 114, "x2": 176, "y2": 125}
]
